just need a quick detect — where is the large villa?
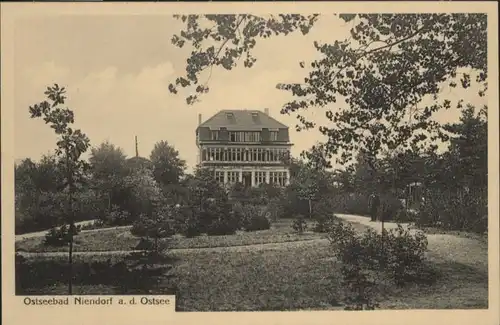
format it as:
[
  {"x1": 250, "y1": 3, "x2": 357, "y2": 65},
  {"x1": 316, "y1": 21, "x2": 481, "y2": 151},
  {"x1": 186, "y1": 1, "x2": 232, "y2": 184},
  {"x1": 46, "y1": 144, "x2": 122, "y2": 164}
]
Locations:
[{"x1": 196, "y1": 109, "x2": 292, "y2": 187}]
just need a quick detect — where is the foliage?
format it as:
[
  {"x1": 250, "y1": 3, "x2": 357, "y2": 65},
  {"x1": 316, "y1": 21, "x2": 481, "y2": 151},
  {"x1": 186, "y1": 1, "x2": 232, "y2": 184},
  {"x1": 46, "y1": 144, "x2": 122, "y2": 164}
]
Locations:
[
  {"x1": 127, "y1": 203, "x2": 177, "y2": 293},
  {"x1": 327, "y1": 220, "x2": 433, "y2": 309},
  {"x1": 312, "y1": 214, "x2": 338, "y2": 233},
  {"x1": 150, "y1": 140, "x2": 186, "y2": 186},
  {"x1": 205, "y1": 200, "x2": 239, "y2": 236},
  {"x1": 292, "y1": 215, "x2": 308, "y2": 234},
  {"x1": 88, "y1": 141, "x2": 129, "y2": 212},
  {"x1": 412, "y1": 105, "x2": 488, "y2": 232},
  {"x1": 15, "y1": 254, "x2": 175, "y2": 295},
  {"x1": 174, "y1": 206, "x2": 203, "y2": 238},
  {"x1": 130, "y1": 205, "x2": 177, "y2": 241},
  {"x1": 122, "y1": 167, "x2": 163, "y2": 221},
  {"x1": 28, "y1": 83, "x2": 91, "y2": 294},
  {"x1": 103, "y1": 205, "x2": 132, "y2": 226},
  {"x1": 79, "y1": 219, "x2": 106, "y2": 231},
  {"x1": 44, "y1": 224, "x2": 81, "y2": 247},
  {"x1": 233, "y1": 203, "x2": 271, "y2": 232},
  {"x1": 167, "y1": 14, "x2": 319, "y2": 105},
  {"x1": 169, "y1": 14, "x2": 487, "y2": 166},
  {"x1": 184, "y1": 168, "x2": 235, "y2": 235}
]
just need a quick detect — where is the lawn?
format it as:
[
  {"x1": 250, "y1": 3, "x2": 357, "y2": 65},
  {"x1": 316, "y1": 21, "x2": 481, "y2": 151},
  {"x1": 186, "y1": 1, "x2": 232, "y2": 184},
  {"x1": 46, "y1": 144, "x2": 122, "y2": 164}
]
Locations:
[
  {"x1": 15, "y1": 218, "x2": 489, "y2": 310},
  {"x1": 17, "y1": 238, "x2": 488, "y2": 310},
  {"x1": 15, "y1": 219, "x2": 332, "y2": 253}
]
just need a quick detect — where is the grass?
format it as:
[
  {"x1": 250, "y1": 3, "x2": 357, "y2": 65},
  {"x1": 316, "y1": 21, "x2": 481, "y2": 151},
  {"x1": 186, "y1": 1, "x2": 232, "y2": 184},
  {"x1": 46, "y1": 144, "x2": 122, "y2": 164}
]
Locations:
[
  {"x1": 17, "y1": 238, "x2": 488, "y2": 310},
  {"x1": 15, "y1": 217, "x2": 489, "y2": 310},
  {"x1": 16, "y1": 219, "x2": 326, "y2": 253}
]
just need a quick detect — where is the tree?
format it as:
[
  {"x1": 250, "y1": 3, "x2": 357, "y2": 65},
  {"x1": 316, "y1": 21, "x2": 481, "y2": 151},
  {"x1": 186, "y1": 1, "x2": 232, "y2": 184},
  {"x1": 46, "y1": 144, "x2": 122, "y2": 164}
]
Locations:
[
  {"x1": 89, "y1": 141, "x2": 128, "y2": 212},
  {"x1": 126, "y1": 203, "x2": 176, "y2": 293},
  {"x1": 28, "y1": 84, "x2": 91, "y2": 294},
  {"x1": 15, "y1": 155, "x2": 67, "y2": 233},
  {"x1": 168, "y1": 14, "x2": 486, "y2": 165},
  {"x1": 442, "y1": 104, "x2": 487, "y2": 190},
  {"x1": 150, "y1": 140, "x2": 186, "y2": 186},
  {"x1": 184, "y1": 167, "x2": 234, "y2": 235},
  {"x1": 123, "y1": 166, "x2": 163, "y2": 221}
]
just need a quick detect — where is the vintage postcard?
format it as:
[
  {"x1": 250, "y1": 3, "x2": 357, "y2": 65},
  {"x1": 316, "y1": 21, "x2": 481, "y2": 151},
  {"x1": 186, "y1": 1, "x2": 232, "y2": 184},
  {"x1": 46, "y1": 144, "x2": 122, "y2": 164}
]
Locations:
[{"x1": 1, "y1": 1, "x2": 499, "y2": 325}]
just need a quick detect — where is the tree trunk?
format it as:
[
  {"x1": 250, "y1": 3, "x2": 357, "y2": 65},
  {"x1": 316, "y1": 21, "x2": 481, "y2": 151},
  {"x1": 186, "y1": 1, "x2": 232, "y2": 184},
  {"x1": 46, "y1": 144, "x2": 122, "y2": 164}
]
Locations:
[
  {"x1": 66, "y1": 152, "x2": 74, "y2": 295},
  {"x1": 308, "y1": 199, "x2": 312, "y2": 219}
]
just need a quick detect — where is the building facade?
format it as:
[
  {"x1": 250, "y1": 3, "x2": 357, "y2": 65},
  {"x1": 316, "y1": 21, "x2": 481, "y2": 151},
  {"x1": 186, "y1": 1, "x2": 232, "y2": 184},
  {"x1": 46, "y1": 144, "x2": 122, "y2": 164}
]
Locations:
[{"x1": 196, "y1": 109, "x2": 292, "y2": 187}]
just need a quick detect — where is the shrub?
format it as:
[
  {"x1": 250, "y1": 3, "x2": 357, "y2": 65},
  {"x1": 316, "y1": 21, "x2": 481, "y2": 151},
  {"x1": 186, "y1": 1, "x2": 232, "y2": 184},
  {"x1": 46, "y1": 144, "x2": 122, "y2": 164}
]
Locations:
[
  {"x1": 175, "y1": 206, "x2": 202, "y2": 238},
  {"x1": 80, "y1": 219, "x2": 106, "y2": 231},
  {"x1": 312, "y1": 214, "x2": 338, "y2": 233},
  {"x1": 233, "y1": 203, "x2": 271, "y2": 232},
  {"x1": 327, "y1": 221, "x2": 379, "y2": 310},
  {"x1": 383, "y1": 225, "x2": 430, "y2": 286},
  {"x1": 327, "y1": 220, "x2": 432, "y2": 309},
  {"x1": 265, "y1": 198, "x2": 285, "y2": 221},
  {"x1": 292, "y1": 215, "x2": 308, "y2": 234},
  {"x1": 415, "y1": 188, "x2": 487, "y2": 233},
  {"x1": 104, "y1": 205, "x2": 132, "y2": 226},
  {"x1": 43, "y1": 224, "x2": 81, "y2": 247},
  {"x1": 15, "y1": 253, "x2": 175, "y2": 295}
]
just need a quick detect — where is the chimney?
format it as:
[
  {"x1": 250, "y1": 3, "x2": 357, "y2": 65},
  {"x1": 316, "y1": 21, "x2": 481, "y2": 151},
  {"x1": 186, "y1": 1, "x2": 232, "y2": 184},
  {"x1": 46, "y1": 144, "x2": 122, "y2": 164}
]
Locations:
[
  {"x1": 264, "y1": 108, "x2": 269, "y2": 116},
  {"x1": 198, "y1": 114, "x2": 202, "y2": 125},
  {"x1": 135, "y1": 136, "x2": 139, "y2": 157}
]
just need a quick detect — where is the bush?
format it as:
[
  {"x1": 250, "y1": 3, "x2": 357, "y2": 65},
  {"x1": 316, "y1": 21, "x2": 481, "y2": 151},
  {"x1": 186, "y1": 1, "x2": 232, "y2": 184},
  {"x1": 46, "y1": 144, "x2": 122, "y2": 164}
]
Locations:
[
  {"x1": 233, "y1": 203, "x2": 271, "y2": 232},
  {"x1": 80, "y1": 219, "x2": 106, "y2": 231},
  {"x1": 175, "y1": 206, "x2": 202, "y2": 238},
  {"x1": 312, "y1": 214, "x2": 338, "y2": 233},
  {"x1": 15, "y1": 253, "x2": 175, "y2": 295},
  {"x1": 327, "y1": 220, "x2": 432, "y2": 309},
  {"x1": 43, "y1": 224, "x2": 81, "y2": 247},
  {"x1": 415, "y1": 188, "x2": 487, "y2": 233},
  {"x1": 383, "y1": 225, "x2": 430, "y2": 285},
  {"x1": 103, "y1": 205, "x2": 132, "y2": 226},
  {"x1": 292, "y1": 215, "x2": 308, "y2": 234}
]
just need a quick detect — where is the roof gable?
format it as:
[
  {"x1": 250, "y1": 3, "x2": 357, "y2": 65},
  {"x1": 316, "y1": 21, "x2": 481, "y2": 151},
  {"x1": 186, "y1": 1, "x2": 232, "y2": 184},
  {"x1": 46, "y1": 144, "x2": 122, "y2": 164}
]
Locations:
[{"x1": 199, "y1": 110, "x2": 288, "y2": 130}]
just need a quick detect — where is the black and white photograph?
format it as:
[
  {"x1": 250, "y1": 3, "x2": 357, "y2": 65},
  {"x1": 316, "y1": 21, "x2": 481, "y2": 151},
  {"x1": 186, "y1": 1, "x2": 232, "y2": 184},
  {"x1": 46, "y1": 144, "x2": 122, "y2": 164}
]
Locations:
[{"x1": 2, "y1": 1, "x2": 498, "y2": 319}]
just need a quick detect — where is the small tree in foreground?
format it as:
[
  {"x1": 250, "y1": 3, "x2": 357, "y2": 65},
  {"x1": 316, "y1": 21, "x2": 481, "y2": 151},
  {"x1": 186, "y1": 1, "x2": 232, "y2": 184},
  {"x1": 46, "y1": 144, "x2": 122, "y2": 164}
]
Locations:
[
  {"x1": 29, "y1": 84, "x2": 90, "y2": 295},
  {"x1": 127, "y1": 203, "x2": 177, "y2": 293}
]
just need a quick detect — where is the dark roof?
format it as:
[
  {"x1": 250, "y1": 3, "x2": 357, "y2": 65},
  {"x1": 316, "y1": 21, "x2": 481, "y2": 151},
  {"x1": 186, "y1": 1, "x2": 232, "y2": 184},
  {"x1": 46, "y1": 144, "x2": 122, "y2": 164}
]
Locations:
[{"x1": 198, "y1": 110, "x2": 288, "y2": 131}]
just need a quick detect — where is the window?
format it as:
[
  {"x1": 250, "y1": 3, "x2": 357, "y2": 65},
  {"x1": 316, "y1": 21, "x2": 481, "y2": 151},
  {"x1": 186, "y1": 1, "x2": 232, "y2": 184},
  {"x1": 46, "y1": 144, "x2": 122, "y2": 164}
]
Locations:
[
  {"x1": 270, "y1": 131, "x2": 278, "y2": 141},
  {"x1": 208, "y1": 148, "x2": 215, "y2": 161},
  {"x1": 244, "y1": 132, "x2": 261, "y2": 142},
  {"x1": 270, "y1": 172, "x2": 279, "y2": 184},
  {"x1": 226, "y1": 112, "x2": 235, "y2": 122},
  {"x1": 227, "y1": 171, "x2": 239, "y2": 184},
  {"x1": 214, "y1": 148, "x2": 221, "y2": 161},
  {"x1": 254, "y1": 171, "x2": 266, "y2": 186},
  {"x1": 215, "y1": 171, "x2": 225, "y2": 184},
  {"x1": 211, "y1": 131, "x2": 219, "y2": 140},
  {"x1": 269, "y1": 149, "x2": 276, "y2": 162},
  {"x1": 269, "y1": 171, "x2": 287, "y2": 186}
]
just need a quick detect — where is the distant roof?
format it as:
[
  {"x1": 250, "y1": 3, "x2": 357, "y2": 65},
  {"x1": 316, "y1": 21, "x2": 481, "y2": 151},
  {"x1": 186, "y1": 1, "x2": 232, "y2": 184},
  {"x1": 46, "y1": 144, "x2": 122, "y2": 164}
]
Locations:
[{"x1": 198, "y1": 110, "x2": 288, "y2": 131}]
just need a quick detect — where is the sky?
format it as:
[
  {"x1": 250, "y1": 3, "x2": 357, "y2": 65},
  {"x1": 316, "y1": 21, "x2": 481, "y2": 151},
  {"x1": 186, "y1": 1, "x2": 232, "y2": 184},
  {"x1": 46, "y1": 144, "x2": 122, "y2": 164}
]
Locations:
[{"x1": 13, "y1": 14, "x2": 487, "y2": 172}]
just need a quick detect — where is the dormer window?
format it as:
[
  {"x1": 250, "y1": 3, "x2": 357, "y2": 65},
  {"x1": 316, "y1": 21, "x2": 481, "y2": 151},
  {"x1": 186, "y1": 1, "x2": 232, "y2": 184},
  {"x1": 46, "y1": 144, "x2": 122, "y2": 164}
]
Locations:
[
  {"x1": 251, "y1": 112, "x2": 259, "y2": 124},
  {"x1": 211, "y1": 130, "x2": 219, "y2": 140},
  {"x1": 226, "y1": 112, "x2": 234, "y2": 120}
]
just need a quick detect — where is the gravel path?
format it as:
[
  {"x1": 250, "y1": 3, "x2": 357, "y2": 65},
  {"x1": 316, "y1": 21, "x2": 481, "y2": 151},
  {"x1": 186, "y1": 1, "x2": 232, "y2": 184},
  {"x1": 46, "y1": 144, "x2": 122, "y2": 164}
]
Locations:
[{"x1": 15, "y1": 221, "x2": 131, "y2": 242}]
